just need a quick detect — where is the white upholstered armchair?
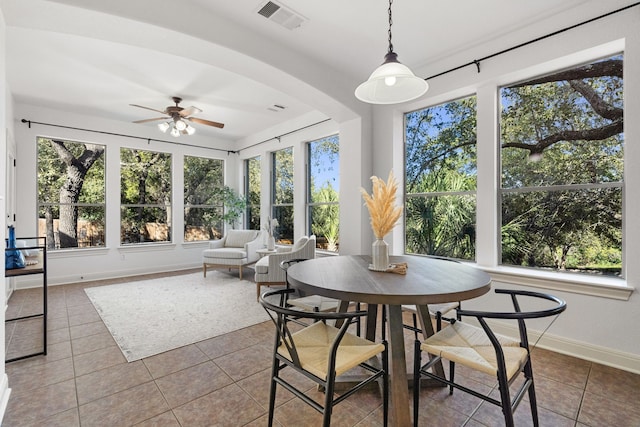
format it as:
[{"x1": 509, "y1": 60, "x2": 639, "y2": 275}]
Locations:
[
  {"x1": 202, "y1": 229, "x2": 265, "y2": 280},
  {"x1": 254, "y1": 235, "x2": 316, "y2": 299}
]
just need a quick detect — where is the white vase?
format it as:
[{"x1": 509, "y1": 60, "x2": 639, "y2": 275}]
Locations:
[
  {"x1": 267, "y1": 236, "x2": 276, "y2": 250},
  {"x1": 372, "y1": 238, "x2": 389, "y2": 271}
]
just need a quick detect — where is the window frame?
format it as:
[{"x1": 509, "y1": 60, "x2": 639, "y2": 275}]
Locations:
[
  {"x1": 244, "y1": 156, "x2": 261, "y2": 230},
  {"x1": 403, "y1": 94, "x2": 478, "y2": 261},
  {"x1": 183, "y1": 155, "x2": 225, "y2": 242},
  {"x1": 36, "y1": 136, "x2": 106, "y2": 251},
  {"x1": 271, "y1": 147, "x2": 294, "y2": 244},
  {"x1": 497, "y1": 53, "x2": 624, "y2": 278},
  {"x1": 306, "y1": 134, "x2": 340, "y2": 252},
  {"x1": 119, "y1": 147, "x2": 173, "y2": 246}
]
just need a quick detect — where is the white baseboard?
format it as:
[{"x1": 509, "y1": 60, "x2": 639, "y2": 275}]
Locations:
[
  {"x1": 13, "y1": 262, "x2": 202, "y2": 289},
  {"x1": 489, "y1": 321, "x2": 640, "y2": 374},
  {"x1": 0, "y1": 374, "x2": 11, "y2": 425}
]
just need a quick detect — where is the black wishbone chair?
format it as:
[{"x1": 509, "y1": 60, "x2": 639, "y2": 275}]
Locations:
[
  {"x1": 413, "y1": 289, "x2": 566, "y2": 427},
  {"x1": 260, "y1": 288, "x2": 389, "y2": 427},
  {"x1": 279, "y1": 258, "x2": 362, "y2": 335}
]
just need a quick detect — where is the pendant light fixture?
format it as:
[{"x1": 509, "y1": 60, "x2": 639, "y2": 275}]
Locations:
[{"x1": 355, "y1": 0, "x2": 429, "y2": 104}]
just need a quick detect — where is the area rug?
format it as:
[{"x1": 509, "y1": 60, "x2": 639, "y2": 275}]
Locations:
[{"x1": 84, "y1": 271, "x2": 269, "y2": 362}]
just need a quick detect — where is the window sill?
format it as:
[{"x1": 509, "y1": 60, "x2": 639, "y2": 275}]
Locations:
[
  {"x1": 118, "y1": 243, "x2": 176, "y2": 253},
  {"x1": 478, "y1": 265, "x2": 633, "y2": 300},
  {"x1": 47, "y1": 247, "x2": 109, "y2": 258}
]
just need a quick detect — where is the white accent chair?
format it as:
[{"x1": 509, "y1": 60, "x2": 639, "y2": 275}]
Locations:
[
  {"x1": 202, "y1": 229, "x2": 265, "y2": 280},
  {"x1": 254, "y1": 235, "x2": 316, "y2": 299}
]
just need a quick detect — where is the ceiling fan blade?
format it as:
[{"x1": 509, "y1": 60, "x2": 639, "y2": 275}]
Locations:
[
  {"x1": 132, "y1": 117, "x2": 168, "y2": 124},
  {"x1": 179, "y1": 106, "x2": 202, "y2": 117},
  {"x1": 130, "y1": 104, "x2": 168, "y2": 115},
  {"x1": 188, "y1": 117, "x2": 225, "y2": 129}
]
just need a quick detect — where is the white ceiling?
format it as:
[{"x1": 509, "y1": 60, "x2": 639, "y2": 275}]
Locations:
[{"x1": 2, "y1": 0, "x2": 635, "y2": 143}]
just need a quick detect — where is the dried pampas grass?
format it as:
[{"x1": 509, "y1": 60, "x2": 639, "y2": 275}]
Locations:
[{"x1": 360, "y1": 170, "x2": 403, "y2": 239}]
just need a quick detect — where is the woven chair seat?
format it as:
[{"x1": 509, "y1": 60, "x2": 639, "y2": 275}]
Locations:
[
  {"x1": 422, "y1": 321, "x2": 527, "y2": 380},
  {"x1": 401, "y1": 301, "x2": 459, "y2": 317},
  {"x1": 288, "y1": 295, "x2": 341, "y2": 312},
  {"x1": 278, "y1": 321, "x2": 385, "y2": 379}
]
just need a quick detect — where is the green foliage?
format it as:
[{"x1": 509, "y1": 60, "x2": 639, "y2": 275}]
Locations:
[
  {"x1": 404, "y1": 55, "x2": 623, "y2": 275},
  {"x1": 405, "y1": 96, "x2": 477, "y2": 260},
  {"x1": 212, "y1": 186, "x2": 247, "y2": 229}
]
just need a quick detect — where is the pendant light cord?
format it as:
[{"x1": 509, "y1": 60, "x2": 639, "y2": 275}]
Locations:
[{"x1": 387, "y1": 0, "x2": 394, "y2": 54}]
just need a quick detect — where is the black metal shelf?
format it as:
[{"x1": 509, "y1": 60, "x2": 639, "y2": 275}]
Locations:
[{"x1": 5, "y1": 236, "x2": 47, "y2": 363}]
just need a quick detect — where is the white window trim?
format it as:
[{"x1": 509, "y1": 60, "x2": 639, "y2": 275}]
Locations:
[{"x1": 480, "y1": 265, "x2": 633, "y2": 301}]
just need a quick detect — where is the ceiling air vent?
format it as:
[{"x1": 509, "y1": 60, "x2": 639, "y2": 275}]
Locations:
[{"x1": 257, "y1": 1, "x2": 306, "y2": 30}]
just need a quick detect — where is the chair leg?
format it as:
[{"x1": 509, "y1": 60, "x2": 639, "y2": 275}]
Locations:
[
  {"x1": 239, "y1": 266, "x2": 243, "y2": 280},
  {"x1": 449, "y1": 361, "x2": 455, "y2": 395},
  {"x1": 323, "y1": 373, "x2": 336, "y2": 427},
  {"x1": 203, "y1": 264, "x2": 207, "y2": 278},
  {"x1": 257, "y1": 284, "x2": 261, "y2": 301},
  {"x1": 413, "y1": 340, "x2": 421, "y2": 427},
  {"x1": 267, "y1": 362, "x2": 279, "y2": 427},
  {"x1": 497, "y1": 374, "x2": 515, "y2": 427},
  {"x1": 524, "y1": 360, "x2": 540, "y2": 427},
  {"x1": 382, "y1": 341, "x2": 389, "y2": 427}
]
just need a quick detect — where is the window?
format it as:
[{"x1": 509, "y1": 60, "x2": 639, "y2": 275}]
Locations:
[
  {"x1": 37, "y1": 137, "x2": 106, "y2": 250},
  {"x1": 404, "y1": 96, "x2": 477, "y2": 260},
  {"x1": 272, "y1": 147, "x2": 294, "y2": 244},
  {"x1": 499, "y1": 54, "x2": 623, "y2": 276},
  {"x1": 245, "y1": 156, "x2": 261, "y2": 230},
  {"x1": 184, "y1": 156, "x2": 224, "y2": 241},
  {"x1": 307, "y1": 135, "x2": 339, "y2": 252},
  {"x1": 120, "y1": 148, "x2": 172, "y2": 244}
]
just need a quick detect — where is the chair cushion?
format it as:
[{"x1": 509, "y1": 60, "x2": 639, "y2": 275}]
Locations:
[
  {"x1": 225, "y1": 230, "x2": 259, "y2": 248},
  {"x1": 254, "y1": 256, "x2": 269, "y2": 274},
  {"x1": 287, "y1": 296, "x2": 340, "y2": 312},
  {"x1": 422, "y1": 321, "x2": 528, "y2": 380},
  {"x1": 291, "y1": 236, "x2": 309, "y2": 252},
  {"x1": 203, "y1": 248, "x2": 247, "y2": 260},
  {"x1": 278, "y1": 321, "x2": 385, "y2": 379}
]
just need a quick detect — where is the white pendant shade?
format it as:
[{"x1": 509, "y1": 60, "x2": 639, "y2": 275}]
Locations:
[{"x1": 355, "y1": 53, "x2": 429, "y2": 104}]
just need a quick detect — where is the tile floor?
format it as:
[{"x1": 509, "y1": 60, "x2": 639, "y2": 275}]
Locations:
[{"x1": 3, "y1": 269, "x2": 640, "y2": 426}]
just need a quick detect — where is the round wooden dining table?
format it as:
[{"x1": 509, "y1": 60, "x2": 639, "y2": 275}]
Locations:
[{"x1": 286, "y1": 254, "x2": 492, "y2": 426}]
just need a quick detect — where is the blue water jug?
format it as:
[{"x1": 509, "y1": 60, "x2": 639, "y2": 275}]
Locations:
[{"x1": 5, "y1": 225, "x2": 26, "y2": 270}]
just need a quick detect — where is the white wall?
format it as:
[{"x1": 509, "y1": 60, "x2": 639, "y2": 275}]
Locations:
[
  {"x1": 372, "y1": 8, "x2": 640, "y2": 372},
  {"x1": 13, "y1": 104, "x2": 239, "y2": 286},
  {"x1": 0, "y1": 5, "x2": 12, "y2": 420}
]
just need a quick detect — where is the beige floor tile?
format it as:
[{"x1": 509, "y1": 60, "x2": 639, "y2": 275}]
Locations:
[
  {"x1": 75, "y1": 360, "x2": 153, "y2": 405},
  {"x1": 142, "y1": 344, "x2": 209, "y2": 379},
  {"x1": 78, "y1": 382, "x2": 169, "y2": 427},
  {"x1": 73, "y1": 345, "x2": 127, "y2": 376},
  {"x1": 172, "y1": 383, "x2": 266, "y2": 426},
  {"x1": 155, "y1": 360, "x2": 234, "y2": 407}
]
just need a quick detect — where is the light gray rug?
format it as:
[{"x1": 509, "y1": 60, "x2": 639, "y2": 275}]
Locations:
[{"x1": 84, "y1": 271, "x2": 269, "y2": 362}]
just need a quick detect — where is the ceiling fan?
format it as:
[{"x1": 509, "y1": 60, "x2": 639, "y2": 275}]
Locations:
[{"x1": 130, "y1": 96, "x2": 224, "y2": 136}]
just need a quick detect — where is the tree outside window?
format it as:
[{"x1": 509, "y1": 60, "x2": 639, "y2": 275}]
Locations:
[
  {"x1": 245, "y1": 156, "x2": 261, "y2": 230},
  {"x1": 120, "y1": 148, "x2": 172, "y2": 244},
  {"x1": 404, "y1": 96, "x2": 477, "y2": 260},
  {"x1": 308, "y1": 135, "x2": 339, "y2": 252},
  {"x1": 500, "y1": 54, "x2": 623, "y2": 276},
  {"x1": 184, "y1": 156, "x2": 224, "y2": 241},
  {"x1": 37, "y1": 137, "x2": 105, "y2": 250},
  {"x1": 272, "y1": 147, "x2": 293, "y2": 244}
]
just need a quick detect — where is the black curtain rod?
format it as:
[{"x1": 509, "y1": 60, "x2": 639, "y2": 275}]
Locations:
[
  {"x1": 238, "y1": 118, "x2": 332, "y2": 153},
  {"x1": 20, "y1": 119, "x2": 238, "y2": 155},
  {"x1": 425, "y1": 1, "x2": 640, "y2": 81}
]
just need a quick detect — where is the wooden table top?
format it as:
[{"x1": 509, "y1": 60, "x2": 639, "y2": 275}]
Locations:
[{"x1": 287, "y1": 254, "x2": 491, "y2": 305}]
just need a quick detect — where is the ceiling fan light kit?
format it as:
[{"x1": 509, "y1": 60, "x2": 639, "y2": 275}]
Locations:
[
  {"x1": 355, "y1": 0, "x2": 429, "y2": 104},
  {"x1": 131, "y1": 96, "x2": 224, "y2": 137}
]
